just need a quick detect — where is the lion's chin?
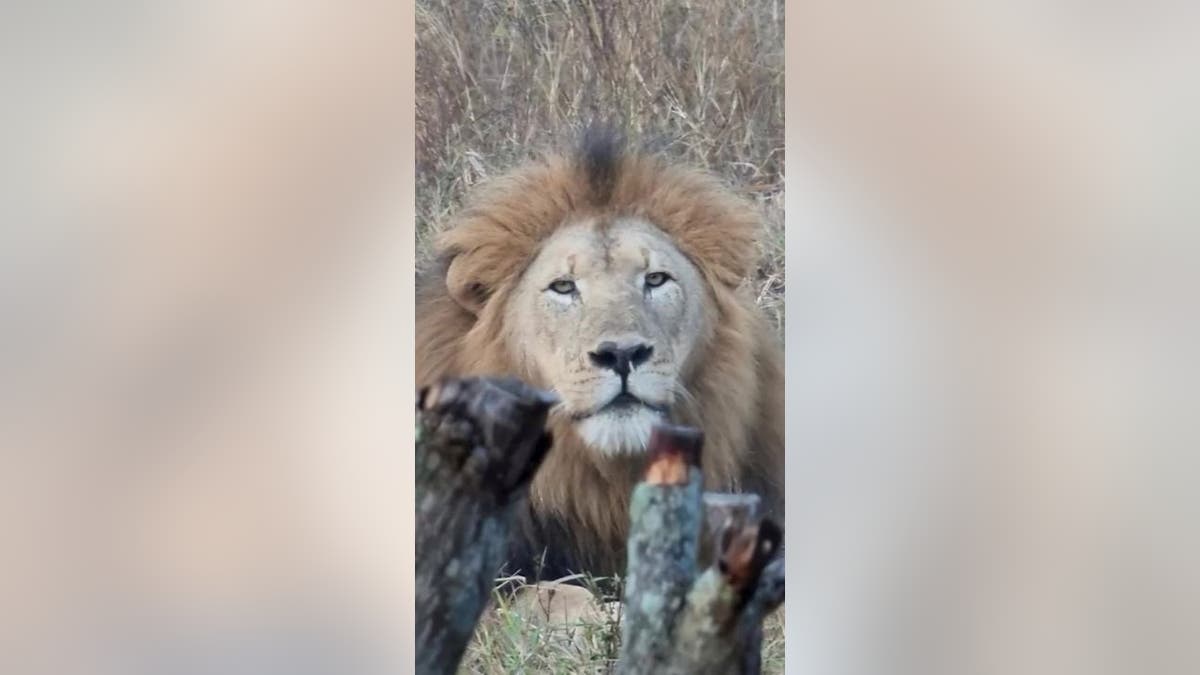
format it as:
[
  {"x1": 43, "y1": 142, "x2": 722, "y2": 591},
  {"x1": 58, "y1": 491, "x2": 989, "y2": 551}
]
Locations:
[{"x1": 575, "y1": 406, "x2": 664, "y2": 456}]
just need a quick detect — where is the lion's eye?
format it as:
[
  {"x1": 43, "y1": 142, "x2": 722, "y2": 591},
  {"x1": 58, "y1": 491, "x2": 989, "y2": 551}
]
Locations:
[
  {"x1": 644, "y1": 272, "x2": 671, "y2": 289},
  {"x1": 548, "y1": 279, "x2": 577, "y2": 295}
]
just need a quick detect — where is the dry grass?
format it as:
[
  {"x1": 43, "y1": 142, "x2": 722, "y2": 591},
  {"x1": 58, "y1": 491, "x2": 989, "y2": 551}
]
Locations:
[
  {"x1": 460, "y1": 577, "x2": 623, "y2": 674},
  {"x1": 418, "y1": 1, "x2": 784, "y2": 671},
  {"x1": 458, "y1": 577, "x2": 785, "y2": 674},
  {"x1": 416, "y1": 0, "x2": 785, "y2": 330}
]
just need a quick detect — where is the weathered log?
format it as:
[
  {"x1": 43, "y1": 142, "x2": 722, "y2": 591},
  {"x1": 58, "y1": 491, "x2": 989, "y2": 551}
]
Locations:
[
  {"x1": 670, "y1": 517, "x2": 783, "y2": 675},
  {"x1": 414, "y1": 376, "x2": 557, "y2": 675},
  {"x1": 737, "y1": 555, "x2": 786, "y2": 674},
  {"x1": 703, "y1": 492, "x2": 762, "y2": 553},
  {"x1": 617, "y1": 424, "x2": 706, "y2": 671},
  {"x1": 698, "y1": 492, "x2": 787, "y2": 673},
  {"x1": 617, "y1": 424, "x2": 785, "y2": 675},
  {"x1": 412, "y1": 391, "x2": 782, "y2": 674}
]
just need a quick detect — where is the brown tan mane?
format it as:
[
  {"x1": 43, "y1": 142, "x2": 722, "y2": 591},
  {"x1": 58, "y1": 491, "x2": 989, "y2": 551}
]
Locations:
[{"x1": 416, "y1": 130, "x2": 784, "y2": 579}]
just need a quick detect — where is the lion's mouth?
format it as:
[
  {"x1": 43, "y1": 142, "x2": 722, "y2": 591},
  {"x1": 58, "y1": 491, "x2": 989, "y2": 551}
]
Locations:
[
  {"x1": 606, "y1": 392, "x2": 646, "y2": 411},
  {"x1": 571, "y1": 392, "x2": 669, "y2": 420}
]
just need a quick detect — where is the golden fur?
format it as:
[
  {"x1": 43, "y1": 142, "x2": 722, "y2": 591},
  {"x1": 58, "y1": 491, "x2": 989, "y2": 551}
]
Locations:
[{"x1": 416, "y1": 131, "x2": 784, "y2": 579}]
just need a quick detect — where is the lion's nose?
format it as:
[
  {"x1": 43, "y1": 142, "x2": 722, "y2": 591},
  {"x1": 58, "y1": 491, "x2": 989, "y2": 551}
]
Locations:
[{"x1": 588, "y1": 341, "x2": 653, "y2": 378}]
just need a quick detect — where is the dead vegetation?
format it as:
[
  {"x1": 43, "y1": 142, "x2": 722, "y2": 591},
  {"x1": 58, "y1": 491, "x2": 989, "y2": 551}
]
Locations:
[{"x1": 416, "y1": 0, "x2": 785, "y2": 331}]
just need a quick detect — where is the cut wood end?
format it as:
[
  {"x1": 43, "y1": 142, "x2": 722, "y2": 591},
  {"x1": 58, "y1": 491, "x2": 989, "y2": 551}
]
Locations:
[
  {"x1": 416, "y1": 376, "x2": 557, "y2": 495},
  {"x1": 719, "y1": 526, "x2": 762, "y2": 590},
  {"x1": 487, "y1": 376, "x2": 562, "y2": 410},
  {"x1": 418, "y1": 376, "x2": 559, "y2": 418},
  {"x1": 718, "y1": 518, "x2": 783, "y2": 593},
  {"x1": 703, "y1": 493, "x2": 762, "y2": 511},
  {"x1": 703, "y1": 493, "x2": 761, "y2": 533},
  {"x1": 644, "y1": 423, "x2": 703, "y2": 485}
]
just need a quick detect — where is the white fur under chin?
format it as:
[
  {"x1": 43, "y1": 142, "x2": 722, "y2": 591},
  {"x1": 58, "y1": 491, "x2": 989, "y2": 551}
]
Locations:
[{"x1": 576, "y1": 407, "x2": 663, "y2": 456}]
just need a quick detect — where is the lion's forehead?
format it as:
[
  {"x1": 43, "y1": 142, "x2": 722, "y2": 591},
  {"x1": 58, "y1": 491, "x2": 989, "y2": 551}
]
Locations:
[{"x1": 530, "y1": 217, "x2": 696, "y2": 282}]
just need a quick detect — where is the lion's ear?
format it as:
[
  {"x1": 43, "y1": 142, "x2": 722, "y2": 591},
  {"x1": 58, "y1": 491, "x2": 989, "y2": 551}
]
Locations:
[{"x1": 444, "y1": 253, "x2": 492, "y2": 315}]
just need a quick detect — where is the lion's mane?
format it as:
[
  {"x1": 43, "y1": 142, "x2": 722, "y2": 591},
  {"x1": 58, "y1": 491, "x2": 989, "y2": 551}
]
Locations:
[{"x1": 416, "y1": 130, "x2": 784, "y2": 581}]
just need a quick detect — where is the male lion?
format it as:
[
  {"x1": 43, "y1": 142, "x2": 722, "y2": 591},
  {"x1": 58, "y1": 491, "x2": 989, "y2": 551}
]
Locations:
[{"x1": 416, "y1": 129, "x2": 784, "y2": 584}]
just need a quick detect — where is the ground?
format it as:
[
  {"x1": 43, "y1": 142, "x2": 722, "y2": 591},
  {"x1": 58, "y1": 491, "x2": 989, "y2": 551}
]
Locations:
[{"x1": 458, "y1": 577, "x2": 785, "y2": 674}]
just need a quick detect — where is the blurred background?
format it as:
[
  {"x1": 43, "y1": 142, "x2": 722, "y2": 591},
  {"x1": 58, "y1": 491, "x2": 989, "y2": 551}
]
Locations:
[
  {"x1": 787, "y1": 3, "x2": 1200, "y2": 675},
  {"x1": 2, "y1": 1, "x2": 1198, "y2": 674},
  {"x1": 2, "y1": 2, "x2": 412, "y2": 674}
]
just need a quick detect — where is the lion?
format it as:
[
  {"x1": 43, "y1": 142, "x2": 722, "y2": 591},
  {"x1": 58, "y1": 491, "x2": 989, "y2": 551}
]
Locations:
[{"x1": 416, "y1": 129, "x2": 784, "y2": 586}]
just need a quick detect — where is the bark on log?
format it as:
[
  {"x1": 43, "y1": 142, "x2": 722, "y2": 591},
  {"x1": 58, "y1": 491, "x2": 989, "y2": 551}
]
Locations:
[
  {"x1": 414, "y1": 376, "x2": 557, "y2": 675},
  {"x1": 670, "y1": 517, "x2": 783, "y2": 675},
  {"x1": 617, "y1": 425, "x2": 785, "y2": 675},
  {"x1": 618, "y1": 424, "x2": 705, "y2": 670}
]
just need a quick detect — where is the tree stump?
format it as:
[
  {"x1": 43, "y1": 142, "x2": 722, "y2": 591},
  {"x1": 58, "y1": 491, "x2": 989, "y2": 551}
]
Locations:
[
  {"x1": 412, "y1": 380, "x2": 783, "y2": 675},
  {"x1": 617, "y1": 424, "x2": 785, "y2": 675},
  {"x1": 414, "y1": 376, "x2": 557, "y2": 675},
  {"x1": 618, "y1": 424, "x2": 706, "y2": 669}
]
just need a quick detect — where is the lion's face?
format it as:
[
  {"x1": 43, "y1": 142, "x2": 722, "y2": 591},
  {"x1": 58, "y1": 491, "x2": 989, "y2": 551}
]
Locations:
[{"x1": 505, "y1": 216, "x2": 710, "y2": 455}]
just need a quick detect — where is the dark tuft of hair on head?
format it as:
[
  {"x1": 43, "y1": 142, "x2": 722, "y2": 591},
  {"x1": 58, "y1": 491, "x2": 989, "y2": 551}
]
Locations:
[{"x1": 576, "y1": 125, "x2": 625, "y2": 206}]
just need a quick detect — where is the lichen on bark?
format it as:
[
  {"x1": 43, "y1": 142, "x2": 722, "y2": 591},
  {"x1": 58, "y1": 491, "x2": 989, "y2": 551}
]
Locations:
[{"x1": 414, "y1": 376, "x2": 556, "y2": 675}]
